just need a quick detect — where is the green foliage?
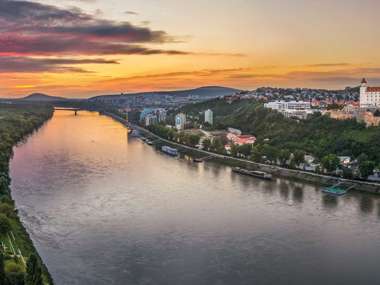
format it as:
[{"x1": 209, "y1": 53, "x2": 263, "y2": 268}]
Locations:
[
  {"x1": 202, "y1": 138, "x2": 212, "y2": 151},
  {"x1": 293, "y1": 150, "x2": 306, "y2": 166},
  {"x1": 0, "y1": 253, "x2": 5, "y2": 285},
  {"x1": 187, "y1": 134, "x2": 201, "y2": 147},
  {"x1": 0, "y1": 203, "x2": 15, "y2": 218},
  {"x1": 321, "y1": 154, "x2": 340, "y2": 172},
  {"x1": 236, "y1": 144, "x2": 253, "y2": 157},
  {"x1": 0, "y1": 214, "x2": 11, "y2": 235},
  {"x1": 211, "y1": 138, "x2": 225, "y2": 154},
  {"x1": 279, "y1": 149, "x2": 291, "y2": 166},
  {"x1": 5, "y1": 261, "x2": 23, "y2": 273},
  {"x1": 359, "y1": 160, "x2": 376, "y2": 178},
  {"x1": 25, "y1": 255, "x2": 42, "y2": 285},
  {"x1": 0, "y1": 104, "x2": 53, "y2": 284},
  {"x1": 178, "y1": 98, "x2": 380, "y2": 167}
]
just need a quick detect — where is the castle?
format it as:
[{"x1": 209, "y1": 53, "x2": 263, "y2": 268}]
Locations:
[{"x1": 360, "y1": 78, "x2": 380, "y2": 108}]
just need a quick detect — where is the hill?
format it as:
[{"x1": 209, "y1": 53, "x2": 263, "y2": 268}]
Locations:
[
  {"x1": 20, "y1": 93, "x2": 67, "y2": 102},
  {"x1": 178, "y1": 98, "x2": 380, "y2": 167},
  {"x1": 89, "y1": 86, "x2": 240, "y2": 101}
]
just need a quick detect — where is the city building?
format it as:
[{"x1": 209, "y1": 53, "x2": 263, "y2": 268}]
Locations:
[
  {"x1": 145, "y1": 113, "x2": 158, "y2": 126},
  {"x1": 264, "y1": 100, "x2": 315, "y2": 119},
  {"x1": 360, "y1": 78, "x2": 380, "y2": 108},
  {"x1": 227, "y1": 128, "x2": 242, "y2": 135},
  {"x1": 226, "y1": 129, "x2": 256, "y2": 146},
  {"x1": 140, "y1": 108, "x2": 167, "y2": 126},
  {"x1": 264, "y1": 100, "x2": 311, "y2": 111},
  {"x1": 175, "y1": 113, "x2": 187, "y2": 130},
  {"x1": 204, "y1": 109, "x2": 213, "y2": 125}
]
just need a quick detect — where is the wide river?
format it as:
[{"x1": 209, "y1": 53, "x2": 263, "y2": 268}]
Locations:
[{"x1": 9, "y1": 110, "x2": 380, "y2": 284}]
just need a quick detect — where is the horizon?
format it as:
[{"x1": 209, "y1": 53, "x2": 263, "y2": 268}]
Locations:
[
  {"x1": 4, "y1": 82, "x2": 365, "y2": 100},
  {"x1": 1, "y1": 0, "x2": 380, "y2": 98}
]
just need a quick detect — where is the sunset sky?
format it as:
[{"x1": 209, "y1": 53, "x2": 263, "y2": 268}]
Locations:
[{"x1": 1, "y1": 0, "x2": 380, "y2": 98}]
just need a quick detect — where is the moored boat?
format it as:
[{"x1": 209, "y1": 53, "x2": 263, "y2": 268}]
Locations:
[
  {"x1": 232, "y1": 167, "x2": 272, "y2": 180},
  {"x1": 322, "y1": 185, "x2": 347, "y2": 196},
  {"x1": 161, "y1": 146, "x2": 178, "y2": 157}
]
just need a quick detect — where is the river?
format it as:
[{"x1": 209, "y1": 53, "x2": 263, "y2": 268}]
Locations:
[{"x1": 9, "y1": 110, "x2": 380, "y2": 285}]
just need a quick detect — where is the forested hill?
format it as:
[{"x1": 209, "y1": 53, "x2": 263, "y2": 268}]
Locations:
[{"x1": 179, "y1": 98, "x2": 380, "y2": 165}]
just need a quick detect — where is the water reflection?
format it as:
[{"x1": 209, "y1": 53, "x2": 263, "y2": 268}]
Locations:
[
  {"x1": 360, "y1": 196, "x2": 374, "y2": 214},
  {"x1": 322, "y1": 194, "x2": 338, "y2": 210},
  {"x1": 9, "y1": 111, "x2": 380, "y2": 285},
  {"x1": 292, "y1": 186, "x2": 304, "y2": 204}
]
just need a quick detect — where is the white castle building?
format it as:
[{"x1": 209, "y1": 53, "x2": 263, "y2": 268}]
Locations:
[{"x1": 360, "y1": 78, "x2": 380, "y2": 108}]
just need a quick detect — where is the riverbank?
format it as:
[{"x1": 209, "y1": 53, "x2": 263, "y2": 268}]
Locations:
[
  {"x1": 102, "y1": 111, "x2": 380, "y2": 194},
  {"x1": 0, "y1": 104, "x2": 54, "y2": 284}
]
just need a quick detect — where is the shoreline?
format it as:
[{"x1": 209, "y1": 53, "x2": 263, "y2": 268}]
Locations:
[
  {"x1": 102, "y1": 111, "x2": 380, "y2": 194},
  {"x1": 2, "y1": 104, "x2": 54, "y2": 284}
]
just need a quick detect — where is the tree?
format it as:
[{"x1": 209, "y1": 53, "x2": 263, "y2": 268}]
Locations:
[
  {"x1": 0, "y1": 253, "x2": 5, "y2": 285},
  {"x1": 0, "y1": 214, "x2": 11, "y2": 235},
  {"x1": 278, "y1": 149, "x2": 291, "y2": 166},
  {"x1": 262, "y1": 144, "x2": 278, "y2": 164},
  {"x1": 251, "y1": 145, "x2": 263, "y2": 162},
  {"x1": 202, "y1": 138, "x2": 212, "y2": 151},
  {"x1": 187, "y1": 134, "x2": 200, "y2": 147},
  {"x1": 321, "y1": 154, "x2": 340, "y2": 173},
  {"x1": 211, "y1": 138, "x2": 225, "y2": 154},
  {"x1": 0, "y1": 203, "x2": 14, "y2": 218},
  {"x1": 25, "y1": 255, "x2": 43, "y2": 285},
  {"x1": 237, "y1": 144, "x2": 253, "y2": 157},
  {"x1": 293, "y1": 150, "x2": 305, "y2": 166},
  {"x1": 230, "y1": 144, "x2": 239, "y2": 157},
  {"x1": 0, "y1": 173, "x2": 9, "y2": 195},
  {"x1": 359, "y1": 160, "x2": 376, "y2": 179}
]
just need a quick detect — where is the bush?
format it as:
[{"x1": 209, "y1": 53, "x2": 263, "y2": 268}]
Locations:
[
  {"x1": 0, "y1": 214, "x2": 11, "y2": 235},
  {"x1": 5, "y1": 261, "x2": 23, "y2": 273},
  {"x1": 6, "y1": 272, "x2": 25, "y2": 285},
  {"x1": 0, "y1": 203, "x2": 14, "y2": 218}
]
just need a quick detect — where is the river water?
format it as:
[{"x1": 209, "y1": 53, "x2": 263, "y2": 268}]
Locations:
[{"x1": 9, "y1": 110, "x2": 380, "y2": 285}]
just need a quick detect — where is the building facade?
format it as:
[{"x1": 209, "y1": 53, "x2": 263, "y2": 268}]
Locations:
[
  {"x1": 264, "y1": 100, "x2": 315, "y2": 119},
  {"x1": 204, "y1": 109, "x2": 213, "y2": 125},
  {"x1": 175, "y1": 113, "x2": 187, "y2": 130},
  {"x1": 264, "y1": 100, "x2": 311, "y2": 111},
  {"x1": 360, "y1": 78, "x2": 380, "y2": 108}
]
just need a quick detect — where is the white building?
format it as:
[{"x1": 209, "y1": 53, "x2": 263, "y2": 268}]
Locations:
[
  {"x1": 264, "y1": 100, "x2": 314, "y2": 119},
  {"x1": 360, "y1": 78, "x2": 380, "y2": 108},
  {"x1": 175, "y1": 113, "x2": 186, "y2": 130},
  {"x1": 264, "y1": 100, "x2": 311, "y2": 111},
  {"x1": 145, "y1": 114, "x2": 158, "y2": 126},
  {"x1": 204, "y1": 109, "x2": 213, "y2": 125}
]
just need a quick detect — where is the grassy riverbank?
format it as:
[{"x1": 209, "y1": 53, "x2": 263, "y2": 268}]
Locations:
[{"x1": 0, "y1": 103, "x2": 54, "y2": 284}]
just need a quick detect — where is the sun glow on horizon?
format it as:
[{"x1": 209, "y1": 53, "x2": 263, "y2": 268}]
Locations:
[{"x1": 1, "y1": 0, "x2": 380, "y2": 98}]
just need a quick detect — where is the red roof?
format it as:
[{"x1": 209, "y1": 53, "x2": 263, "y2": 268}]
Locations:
[
  {"x1": 367, "y1": 87, "x2": 380, "y2": 92},
  {"x1": 362, "y1": 78, "x2": 367, "y2": 84}
]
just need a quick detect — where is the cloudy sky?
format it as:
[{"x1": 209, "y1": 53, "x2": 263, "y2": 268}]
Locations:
[{"x1": 1, "y1": 0, "x2": 380, "y2": 98}]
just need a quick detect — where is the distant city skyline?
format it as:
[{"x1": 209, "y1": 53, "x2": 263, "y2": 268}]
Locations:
[{"x1": 1, "y1": 0, "x2": 380, "y2": 98}]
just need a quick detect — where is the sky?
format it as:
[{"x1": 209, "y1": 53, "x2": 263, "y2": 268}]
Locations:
[{"x1": 1, "y1": 0, "x2": 380, "y2": 98}]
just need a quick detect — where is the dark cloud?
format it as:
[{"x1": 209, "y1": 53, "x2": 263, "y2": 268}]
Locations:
[
  {"x1": 125, "y1": 11, "x2": 139, "y2": 15},
  {"x1": 0, "y1": 56, "x2": 118, "y2": 73},
  {"x1": 0, "y1": 0, "x2": 182, "y2": 56},
  {"x1": 0, "y1": 35, "x2": 191, "y2": 56}
]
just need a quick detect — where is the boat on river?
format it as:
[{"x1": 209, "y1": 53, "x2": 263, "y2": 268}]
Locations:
[
  {"x1": 322, "y1": 183, "x2": 349, "y2": 196},
  {"x1": 161, "y1": 146, "x2": 178, "y2": 157},
  {"x1": 232, "y1": 167, "x2": 272, "y2": 180}
]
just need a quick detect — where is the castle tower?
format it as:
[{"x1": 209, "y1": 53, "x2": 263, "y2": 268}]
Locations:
[{"x1": 360, "y1": 78, "x2": 368, "y2": 108}]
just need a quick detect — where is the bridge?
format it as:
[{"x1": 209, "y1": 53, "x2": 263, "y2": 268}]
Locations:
[{"x1": 54, "y1": 107, "x2": 82, "y2": 115}]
